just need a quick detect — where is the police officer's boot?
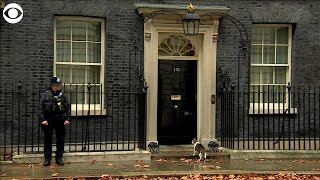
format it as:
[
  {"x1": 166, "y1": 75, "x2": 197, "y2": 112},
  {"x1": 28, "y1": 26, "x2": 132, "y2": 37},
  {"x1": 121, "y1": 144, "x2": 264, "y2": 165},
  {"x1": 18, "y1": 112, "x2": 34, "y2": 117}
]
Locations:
[
  {"x1": 43, "y1": 158, "x2": 51, "y2": 166},
  {"x1": 56, "y1": 158, "x2": 64, "y2": 166}
]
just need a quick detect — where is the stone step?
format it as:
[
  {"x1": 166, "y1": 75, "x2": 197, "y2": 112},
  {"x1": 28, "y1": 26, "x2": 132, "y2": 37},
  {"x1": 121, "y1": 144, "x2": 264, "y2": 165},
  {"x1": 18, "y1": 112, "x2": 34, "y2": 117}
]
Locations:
[
  {"x1": 149, "y1": 145, "x2": 229, "y2": 159},
  {"x1": 151, "y1": 151, "x2": 230, "y2": 160}
]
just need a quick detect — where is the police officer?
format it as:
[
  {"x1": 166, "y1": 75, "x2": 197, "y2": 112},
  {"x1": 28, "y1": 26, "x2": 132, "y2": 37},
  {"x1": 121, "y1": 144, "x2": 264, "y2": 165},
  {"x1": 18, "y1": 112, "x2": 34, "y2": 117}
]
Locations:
[{"x1": 38, "y1": 76, "x2": 70, "y2": 166}]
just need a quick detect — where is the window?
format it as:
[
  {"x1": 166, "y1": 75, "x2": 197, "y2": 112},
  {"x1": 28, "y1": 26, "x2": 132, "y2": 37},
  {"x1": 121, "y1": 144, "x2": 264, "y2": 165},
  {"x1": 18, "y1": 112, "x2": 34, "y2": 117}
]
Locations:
[
  {"x1": 54, "y1": 17, "x2": 105, "y2": 110},
  {"x1": 250, "y1": 25, "x2": 291, "y2": 105}
]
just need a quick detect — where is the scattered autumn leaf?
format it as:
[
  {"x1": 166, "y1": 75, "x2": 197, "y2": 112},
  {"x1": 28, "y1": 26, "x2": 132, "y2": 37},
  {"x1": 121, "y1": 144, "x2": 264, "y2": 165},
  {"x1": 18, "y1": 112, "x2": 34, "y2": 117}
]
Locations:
[
  {"x1": 134, "y1": 164, "x2": 142, "y2": 168},
  {"x1": 91, "y1": 160, "x2": 96, "y2": 164},
  {"x1": 181, "y1": 176, "x2": 189, "y2": 180},
  {"x1": 299, "y1": 159, "x2": 306, "y2": 163},
  {"x1": 229, "y1": 174, "x2": 235, "y2": 179},
  {"x1": 215, "y1": 160, "x2": 223, "y2": 164},
  {"x1": 172, "y1": 160, "x2": 177, "y2": 163},
  {"x1": 143, "y1": 165, "x2": 151, "y2": 168},
  {"x1": 108, "y1": 163, "x2": 113, "y2": 167},
  {"x1": 101, "y1": 174, "x2": 109, "y2": 179},
  {"x1": 289, "y1": 165, "x2": 295, "y2": 170},
  {"x1": 216, "y1": 175, "x2": 224, "y2": 180},
  {"x1": 52, "y1": 173, "x2": 58, "y2": 177},
  {"x1": 156, "y1": 159, "x2": 164, "y2": 162},
  {"x1": 201, "y1": 165, "x2": 208, "y2": 169},
  {"x1": 312, "y1": 167, "x2": 320, "y2": 171},
  {"x1": 267, "y1": 175, "x2": 276, "y2": 180}
]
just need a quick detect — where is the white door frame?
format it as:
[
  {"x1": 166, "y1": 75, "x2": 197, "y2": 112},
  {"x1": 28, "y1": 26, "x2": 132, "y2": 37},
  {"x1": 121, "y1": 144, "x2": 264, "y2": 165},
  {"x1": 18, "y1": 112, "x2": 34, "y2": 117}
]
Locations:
[{"x1": 143, "y1": 18, "x2": 220, "y2": 147}]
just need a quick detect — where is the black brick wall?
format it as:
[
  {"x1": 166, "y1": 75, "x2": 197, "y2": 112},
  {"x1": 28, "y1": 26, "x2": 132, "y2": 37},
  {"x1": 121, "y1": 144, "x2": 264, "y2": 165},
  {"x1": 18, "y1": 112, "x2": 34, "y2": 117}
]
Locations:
[{"x1": 1, "y1": 0, "x2": 320, "y2": 150}]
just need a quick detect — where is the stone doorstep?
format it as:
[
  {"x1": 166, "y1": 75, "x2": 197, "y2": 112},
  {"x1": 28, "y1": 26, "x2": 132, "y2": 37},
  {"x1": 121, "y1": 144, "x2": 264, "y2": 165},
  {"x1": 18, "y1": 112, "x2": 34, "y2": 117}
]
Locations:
[
  {"x1": 151, "y1": 151, "x2": 230, "y2": 159},
  {"x1": 12, "y1": 150, "x2": 151, "y2": 164},
  {"x1": 225, "y1": 149, "x2": 320, "y2": 159}
]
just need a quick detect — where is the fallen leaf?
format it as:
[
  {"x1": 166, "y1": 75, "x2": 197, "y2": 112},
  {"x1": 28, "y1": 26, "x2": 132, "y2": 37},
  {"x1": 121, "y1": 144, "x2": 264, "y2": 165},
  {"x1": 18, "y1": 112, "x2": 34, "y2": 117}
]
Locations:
[
  {"x1": 299, "y1": 159, "x2": 306, "y2": 163},
  {"x1": 182, "y1": 159, "x2": 192, "y2": 163},
  {"x1": 143, "y1": 165, "x2": 151, "y2": 168},
  {"x1": 181, "y1": 176, "x2": 189, "y2": 180},
  {"x1": 172, "y1": 160, "x2": 177, "y2": 163},
  {"x1": 91, "y1": 160, "x2": 96, "y2": 164},
  {"x1": 312, "y1": 167, "x2": 320, "y2": 171},
  {"x1": 52, "y1": 173, "x2": 58, "y2": 177},
  {"x1": 108, "y1": 163, "x2": 113, "y2": 167},
  {"x1": 229, "y1": 174, "x2": 235, "y2": 179},
  {"x1": 201, "y1": 165, "x2": 208, "y2": 169},
  {"x1": 156, "y1": 159, "x2": 164, "y2": 162},
  {"x1": 101, "y1": 174, "x2": 109, "y2": 177},
  {"x1": 289, "y1": 165, "x2": 294, "y2": 170},
  {"x1": 267, "y1": 175, "x2": 276, "y2": 180},
  {"x1": 50, "y1": 164, "x2": 56, "y2": 169},
  {"x1": 216, "y1": 175, "x2": 224, "y2": 180},
  {"x1": 134, "y1": 164, "x2": 141, "y2": 168},
  {"x1": 1, "y1": 174, "x2": 7, "y2": 177},
  {"x1": 215, "y1": 165, "x2": 221, "y2": 169}
]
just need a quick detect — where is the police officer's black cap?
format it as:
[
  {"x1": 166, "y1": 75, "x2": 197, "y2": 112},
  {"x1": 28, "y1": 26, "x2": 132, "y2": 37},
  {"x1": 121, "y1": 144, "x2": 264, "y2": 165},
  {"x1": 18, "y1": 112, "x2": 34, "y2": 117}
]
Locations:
[{"x1": 50, "y1": 76, "x2": 62, "y2": 86}]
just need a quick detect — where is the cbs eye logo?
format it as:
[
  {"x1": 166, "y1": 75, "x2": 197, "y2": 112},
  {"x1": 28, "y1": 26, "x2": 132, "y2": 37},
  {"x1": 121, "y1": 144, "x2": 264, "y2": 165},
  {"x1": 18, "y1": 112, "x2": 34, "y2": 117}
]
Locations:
[{"x1": 3, "y1": 3, "x2": 23, "y2": 24}]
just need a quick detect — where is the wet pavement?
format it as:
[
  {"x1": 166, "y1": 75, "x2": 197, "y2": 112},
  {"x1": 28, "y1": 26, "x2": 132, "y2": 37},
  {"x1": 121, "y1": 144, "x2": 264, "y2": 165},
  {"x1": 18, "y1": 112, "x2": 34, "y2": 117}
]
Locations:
[{"x1": 1, "y1": 157, "x2": 320, "y2": 179}]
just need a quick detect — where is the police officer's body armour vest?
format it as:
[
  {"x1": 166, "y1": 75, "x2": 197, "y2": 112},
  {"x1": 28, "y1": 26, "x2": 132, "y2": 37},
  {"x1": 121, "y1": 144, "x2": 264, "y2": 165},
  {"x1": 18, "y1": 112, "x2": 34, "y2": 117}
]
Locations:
[{"x1": 44, "y1": 90, "x2": 66, "y2": 114}]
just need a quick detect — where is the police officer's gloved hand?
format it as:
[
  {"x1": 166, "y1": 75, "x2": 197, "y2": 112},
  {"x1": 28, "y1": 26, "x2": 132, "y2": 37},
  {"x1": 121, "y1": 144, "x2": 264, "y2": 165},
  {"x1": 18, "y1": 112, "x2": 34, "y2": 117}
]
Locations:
[
  {"x1": 64, "y1": 120, "x2": 70, "y2": 126},
  {"x1": 42, "y1": 120, "x2": 48, "y2": 126}
]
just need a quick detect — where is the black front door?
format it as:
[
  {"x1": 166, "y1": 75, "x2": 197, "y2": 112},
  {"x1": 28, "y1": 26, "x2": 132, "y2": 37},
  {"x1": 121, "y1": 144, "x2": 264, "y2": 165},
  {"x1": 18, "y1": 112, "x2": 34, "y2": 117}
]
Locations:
[{"x1": 158, "y1": 60, "x2": 197, "y2": 145}]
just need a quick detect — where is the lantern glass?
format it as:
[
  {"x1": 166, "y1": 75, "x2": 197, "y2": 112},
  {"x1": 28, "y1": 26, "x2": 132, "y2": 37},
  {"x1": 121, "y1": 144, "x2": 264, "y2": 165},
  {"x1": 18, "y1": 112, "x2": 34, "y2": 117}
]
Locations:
[{"x1": 182, "y1": 11, "x2": 200, "y2": 36}]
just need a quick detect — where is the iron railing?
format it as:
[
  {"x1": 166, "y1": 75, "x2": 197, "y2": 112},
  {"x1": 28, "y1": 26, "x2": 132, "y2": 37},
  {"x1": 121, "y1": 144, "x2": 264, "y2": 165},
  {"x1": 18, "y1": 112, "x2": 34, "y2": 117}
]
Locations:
[
  {"x1": 0, "y1": 82, "x2": 147, "y2": 161},
  {"x1": 220, "y1": 84, "x2": 320, "y2": 150}
]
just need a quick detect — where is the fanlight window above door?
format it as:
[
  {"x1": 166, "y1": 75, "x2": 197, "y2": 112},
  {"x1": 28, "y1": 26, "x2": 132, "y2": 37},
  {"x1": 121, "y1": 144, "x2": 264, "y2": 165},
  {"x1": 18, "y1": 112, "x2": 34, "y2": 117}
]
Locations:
[{"x1": 158, "y1": 35, "x2": 196, "y2": 56}]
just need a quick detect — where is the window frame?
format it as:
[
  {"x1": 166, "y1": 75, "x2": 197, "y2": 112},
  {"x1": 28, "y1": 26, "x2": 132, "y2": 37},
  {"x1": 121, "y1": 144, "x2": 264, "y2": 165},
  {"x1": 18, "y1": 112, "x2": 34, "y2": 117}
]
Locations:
[
  {"x1": 250, "y1": 24, "x2": 293, "y2": 114},
  {"x1": 53, "y1": 16, "x2": 105, "y2": 114}
]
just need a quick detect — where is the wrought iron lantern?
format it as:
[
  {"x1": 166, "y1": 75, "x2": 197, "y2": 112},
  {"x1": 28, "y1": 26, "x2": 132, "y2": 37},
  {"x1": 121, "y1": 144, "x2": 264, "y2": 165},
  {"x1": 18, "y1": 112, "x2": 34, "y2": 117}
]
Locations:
[{"x1": 182, "y1": 3, "x2": 201, "y2": 36}]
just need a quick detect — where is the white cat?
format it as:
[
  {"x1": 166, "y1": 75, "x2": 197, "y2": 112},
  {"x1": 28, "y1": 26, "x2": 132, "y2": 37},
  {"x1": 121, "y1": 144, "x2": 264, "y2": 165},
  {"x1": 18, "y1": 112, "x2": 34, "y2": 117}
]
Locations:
[{"x1": 191, "y1": 138, "x2": 206, "y2": 161}]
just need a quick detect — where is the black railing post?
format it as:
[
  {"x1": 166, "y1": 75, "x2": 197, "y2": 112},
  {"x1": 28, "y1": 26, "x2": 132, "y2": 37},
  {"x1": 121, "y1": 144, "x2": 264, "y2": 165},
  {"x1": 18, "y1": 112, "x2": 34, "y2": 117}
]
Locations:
[
  {"x1": 287, "y1": 82, "x2": 291, "y2": 150},
  {"x1": 83, "y1": 83, "x2": 91, "y2": 151},
  {"x1": 138, "y1": 92, "x2": 147, "y2": 150},
  {"x1": 138, "y1": 86, "x2": 148, "y2": 150},
  {"x1": 4, "y1": 82, "x2": 7, "y2": 160},
  {"x1": 17, "y1": 81, "x2": 22, "y2": 155}
]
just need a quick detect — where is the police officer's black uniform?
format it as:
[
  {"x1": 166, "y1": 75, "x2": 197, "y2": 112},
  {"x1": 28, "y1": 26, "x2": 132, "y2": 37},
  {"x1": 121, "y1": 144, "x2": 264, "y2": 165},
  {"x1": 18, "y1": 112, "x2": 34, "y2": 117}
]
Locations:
[{"x1": 38, "y1": 76, "x2": 70, "y2": 166}]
